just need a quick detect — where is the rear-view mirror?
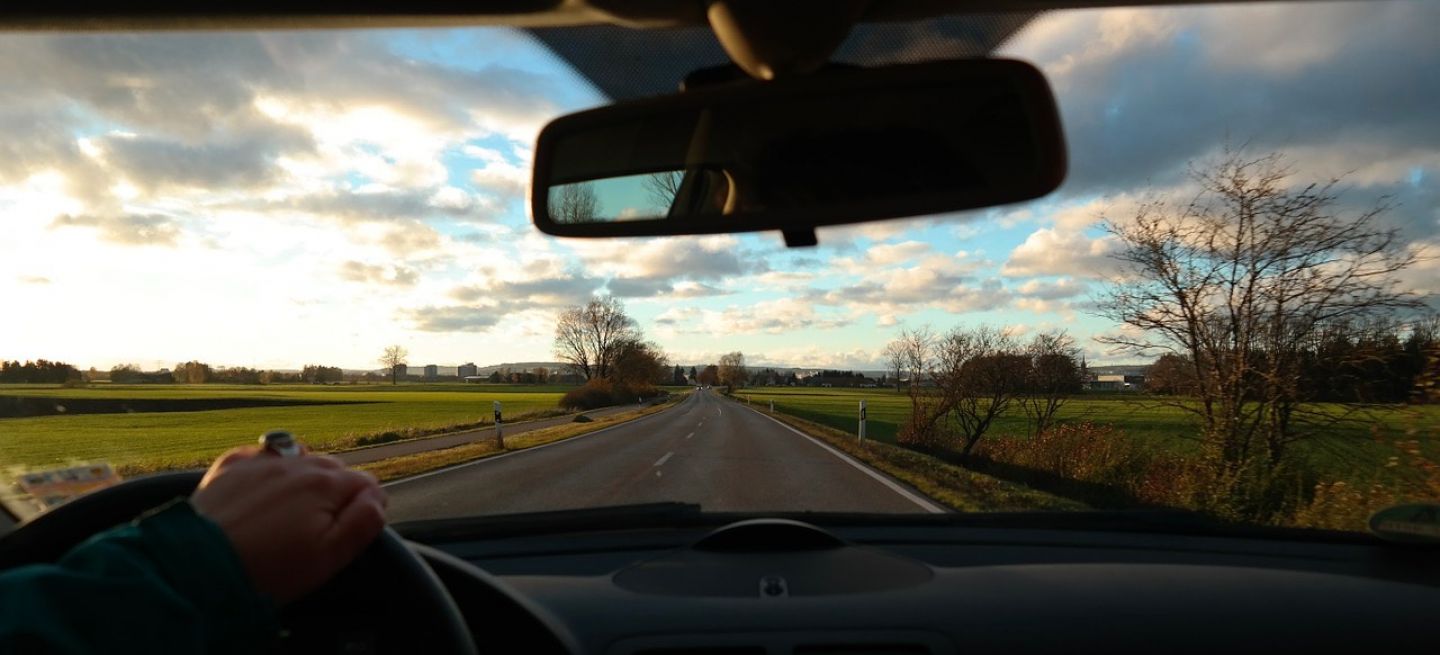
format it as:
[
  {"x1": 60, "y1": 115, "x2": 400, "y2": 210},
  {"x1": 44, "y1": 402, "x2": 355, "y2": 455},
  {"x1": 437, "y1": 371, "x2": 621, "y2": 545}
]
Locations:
[{"x1": 531, "y1": 58, "x2": 1066, "y2": 243}]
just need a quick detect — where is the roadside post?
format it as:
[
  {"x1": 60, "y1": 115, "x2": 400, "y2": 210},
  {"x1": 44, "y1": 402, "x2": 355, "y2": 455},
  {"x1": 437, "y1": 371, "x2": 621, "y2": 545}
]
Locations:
[
  {"x1": 493, "y1": 401, "x2": 504, "y2": 449},
  {"x1": 858, "y1": 400, "x2": 867, "y2": 442},
  {"x1": 769, "y1": 400, "x2": 774, "y2": 412}
]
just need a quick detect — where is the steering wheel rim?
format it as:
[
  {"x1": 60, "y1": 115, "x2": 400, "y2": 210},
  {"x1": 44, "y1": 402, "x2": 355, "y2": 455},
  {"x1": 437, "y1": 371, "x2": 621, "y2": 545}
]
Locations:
[{"x1": 0, "y1": 471, "x2": 477, "y2": 655}]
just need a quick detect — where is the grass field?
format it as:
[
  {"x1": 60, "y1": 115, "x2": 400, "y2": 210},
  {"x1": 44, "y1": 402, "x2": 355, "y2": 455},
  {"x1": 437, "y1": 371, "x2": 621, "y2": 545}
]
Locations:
[
  {"x1": 734, "y1": 387, "x2": 1440, "y2": 484},
  {"x1": 0, "y1": 384, "x2": 574, "y2": 473}
]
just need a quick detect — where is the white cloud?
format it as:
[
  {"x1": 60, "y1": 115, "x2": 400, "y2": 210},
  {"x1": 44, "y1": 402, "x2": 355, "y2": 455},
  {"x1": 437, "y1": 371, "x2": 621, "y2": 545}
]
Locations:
[
  {"x1": 1003, "y1": 228, "x2": 1118, "y2": 279},
  {"x1": 466, "y1": 146, "x2": 530, "y2": 202}
]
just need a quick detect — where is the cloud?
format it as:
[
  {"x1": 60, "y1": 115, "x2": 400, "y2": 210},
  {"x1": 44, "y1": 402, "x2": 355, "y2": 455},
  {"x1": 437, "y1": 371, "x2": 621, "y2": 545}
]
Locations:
[
  {"x1": 749, "y1": 347, "x2": 884, "y2": 370},
  {"x1": 50, "y1": 213, "x2": 181, "y2": 246},
  {"x1": 375, "y1": 223, "x2": 443, "y2": 256},
  {"x1": 96, "y1": 119, "x2": 314, "y2": 193},
  {"x1": 1003, "y1": 228, "x2": 1118, "y2": 279},
  {"x1": 339, "y1": 260, "x2": 419, "y2": 287},
  {"x1": 408, "y1": 305, "x2": 507, "y2": 332},
  {"x1": 574, "y1": 236, "x2": 755, "y2": 282},
  {"x1": 232, "y1": 188, "x2": 496, "y2": 226},
  {"x1": 1003, "y1": 1, "x2": 1440, "y2": 221},
  {"x1": 0, "y1": 31, "x2": 563, "y2": 248},
  {"x1": 466, "y1": 146, "x2": 529, "y2": 202},
  {"x1": 1016, "y1": 277, "x2": 1088, "y2": 300},
  {"x1": 653, "y1": 299, "x2": 852, "y2": 337},
  {"x1": 654, "y1": 306, "x2": 701, "y2": 326},
  {"x1": 449, "y1": 275, "x2": 599, "y2": 308},
  {"x1": 830, "y1": 240, "x2": 938, "y2": 274},
  {"x1": 18, "y1": 275, "x2": 51, "y2": 285}
]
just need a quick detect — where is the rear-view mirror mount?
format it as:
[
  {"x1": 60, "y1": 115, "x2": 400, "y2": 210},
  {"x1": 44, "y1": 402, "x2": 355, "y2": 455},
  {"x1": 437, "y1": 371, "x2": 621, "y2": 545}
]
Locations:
[{"x1": 531, "y1": 58, "x2": 1066, "y2": 247}]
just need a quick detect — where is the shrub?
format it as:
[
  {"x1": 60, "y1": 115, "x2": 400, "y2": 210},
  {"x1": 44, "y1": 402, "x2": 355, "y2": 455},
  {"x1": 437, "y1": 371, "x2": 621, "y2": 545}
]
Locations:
[
  {"x1": 969, "y1": 422, "x2": 1328, "y2": 525},
  {"x1": 560, "y1": 379, "x2": 615, "y2": 410},
  {"x1": 559, "y1": 379, "x2": 659, "y2": 410}
]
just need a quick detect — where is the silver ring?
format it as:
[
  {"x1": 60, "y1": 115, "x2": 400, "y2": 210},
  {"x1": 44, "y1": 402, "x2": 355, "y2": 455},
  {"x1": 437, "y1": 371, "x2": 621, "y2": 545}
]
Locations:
[{"x1": 260, "y1": 429, "x2": 303, "y2": 458}]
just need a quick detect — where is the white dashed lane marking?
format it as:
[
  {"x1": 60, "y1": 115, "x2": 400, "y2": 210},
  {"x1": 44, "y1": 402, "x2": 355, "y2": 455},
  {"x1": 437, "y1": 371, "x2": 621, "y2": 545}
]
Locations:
[{"x1": 654, "y1": 452, "x2": 674, "y2": 467}]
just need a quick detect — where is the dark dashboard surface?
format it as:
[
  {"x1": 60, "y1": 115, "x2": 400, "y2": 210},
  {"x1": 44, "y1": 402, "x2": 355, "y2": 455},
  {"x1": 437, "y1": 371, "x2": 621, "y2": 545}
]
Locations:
[{"x1": 402, "y1": 513, "x2": 1440, "y2": 655}]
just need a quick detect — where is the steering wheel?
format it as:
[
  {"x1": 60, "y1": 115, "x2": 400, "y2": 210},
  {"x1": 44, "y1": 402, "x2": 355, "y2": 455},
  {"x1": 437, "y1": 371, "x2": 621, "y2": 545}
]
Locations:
[{"x1": 0, "y1": 471, "x2": 477, "y2": 654}]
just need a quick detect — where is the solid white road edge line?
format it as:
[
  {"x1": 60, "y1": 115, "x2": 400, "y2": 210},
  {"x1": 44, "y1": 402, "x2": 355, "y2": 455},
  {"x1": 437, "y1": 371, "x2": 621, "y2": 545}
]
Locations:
[
  {"x1": 382, "y1": 402, "x2": 678, "y2": 488},
  {"x1": 744, "y1": 405, "x2": 948, "y2": 514}
]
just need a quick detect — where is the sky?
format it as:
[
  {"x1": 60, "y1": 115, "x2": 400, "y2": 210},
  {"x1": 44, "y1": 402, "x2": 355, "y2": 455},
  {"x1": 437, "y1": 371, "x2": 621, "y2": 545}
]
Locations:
[{"x1": 1, "y1": 1, "x2": 1437, "y2": 372}]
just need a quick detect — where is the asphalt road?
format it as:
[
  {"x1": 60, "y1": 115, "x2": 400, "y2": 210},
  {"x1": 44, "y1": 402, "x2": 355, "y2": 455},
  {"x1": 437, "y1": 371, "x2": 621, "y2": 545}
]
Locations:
[
  {"x1": 385, "y1": 389, "x2": 943, "y2": 521},
  {"x1": 334, "y1": 401, "x2": 651, "y2": 466}
]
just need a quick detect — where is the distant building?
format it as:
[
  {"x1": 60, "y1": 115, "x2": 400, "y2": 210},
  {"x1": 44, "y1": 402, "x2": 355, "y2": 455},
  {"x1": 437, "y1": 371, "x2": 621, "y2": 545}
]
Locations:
[
  {"x1": 457, "y1": 363, "x2": 478, "y2": 378},
  {"x1": 392, "y1": 364, "x2": 408, "y2": 379},
  {"x1": 1090, "y1": 374, "x2": 1146, "y2": 392},
  {"x1": 423, "y1": 365, "x2": 439, "y2": 380}
]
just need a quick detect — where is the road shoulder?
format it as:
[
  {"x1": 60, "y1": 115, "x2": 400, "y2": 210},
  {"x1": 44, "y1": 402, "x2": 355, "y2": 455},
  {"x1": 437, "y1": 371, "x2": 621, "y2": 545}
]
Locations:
[{"x1": 723, "y1": 394, "x2": 1083, "y2": 513}]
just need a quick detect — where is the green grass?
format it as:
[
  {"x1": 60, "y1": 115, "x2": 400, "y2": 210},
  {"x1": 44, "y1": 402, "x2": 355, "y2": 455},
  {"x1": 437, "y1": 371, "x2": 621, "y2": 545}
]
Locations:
[
  {"x1": 0, "y1": 384, "x2": 572, "y2": 472},
  {"x1": 734, "y1": 387, "x2": 1440, "y2": 484}
]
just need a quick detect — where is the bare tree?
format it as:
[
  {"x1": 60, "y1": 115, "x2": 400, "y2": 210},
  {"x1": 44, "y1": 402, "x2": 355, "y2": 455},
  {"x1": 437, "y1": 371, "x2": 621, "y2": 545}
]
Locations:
[
  {"x1": 1145, "y1": 353, "x2": 1197, "y2": 396},
  {"x1": 552, "y1": 182, "x2": 600, "y2": 223},
  {"x1": 937, "y1": 327, "x2": 1025, "y2": 457},
  {"x1": 379, "y1": 345, "x2": 408, "y2": 386},
  {"x1": 717, "y1": 351, "x2": 747, "y2": 391},
  {"x1": 887, "y1": 327, "x2": 951, "y2": 449},
  {"x1": 611, "y1": 339, "x2": 669, "y2": 388},
  {"x1": 553, "y1": 297, "x2": 640, "y2": 380},
  {"x1": 1017, "y1": 330, "x2": 1083, "y2": 435},
  {"x1": 1097, "y1": 149, "x2": 1423, "y2": 467},
  {"x1": 882, "y1": 339, "x2": 907, "y2": 394},
  {"x1": 697, "y1": 364, "x2": 720, "y2": 386},
  {"x1": 644, "y1": 171, "x2": 684, "y2": 215}
]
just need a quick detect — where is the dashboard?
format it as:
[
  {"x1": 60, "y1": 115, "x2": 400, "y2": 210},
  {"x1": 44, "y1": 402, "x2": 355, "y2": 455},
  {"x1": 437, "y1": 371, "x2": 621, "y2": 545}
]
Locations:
[{"x1": 404, "y1": 515, "x2": 1440, "y2": 655}]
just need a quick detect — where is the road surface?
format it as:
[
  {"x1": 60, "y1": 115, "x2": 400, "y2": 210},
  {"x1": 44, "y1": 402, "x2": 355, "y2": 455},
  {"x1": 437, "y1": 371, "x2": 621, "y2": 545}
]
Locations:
[
  {"x1": 385, "y1": 389, "x2": 943, "y2": 521},
  {"x1": 334, "y1": 401, "x2": 652, "y2": 465}
]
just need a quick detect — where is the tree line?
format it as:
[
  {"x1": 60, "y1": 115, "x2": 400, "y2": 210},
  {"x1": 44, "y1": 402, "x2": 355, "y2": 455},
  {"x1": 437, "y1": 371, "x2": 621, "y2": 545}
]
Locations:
[{"x1": 0, "y1": 360, "x2": 81, "y2": 384}]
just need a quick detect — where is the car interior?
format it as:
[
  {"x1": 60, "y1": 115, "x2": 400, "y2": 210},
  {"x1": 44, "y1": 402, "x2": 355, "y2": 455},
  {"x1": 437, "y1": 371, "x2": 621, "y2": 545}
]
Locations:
[{"x1": 0, "y1": 1, "x2": 1436, "y2": 654}]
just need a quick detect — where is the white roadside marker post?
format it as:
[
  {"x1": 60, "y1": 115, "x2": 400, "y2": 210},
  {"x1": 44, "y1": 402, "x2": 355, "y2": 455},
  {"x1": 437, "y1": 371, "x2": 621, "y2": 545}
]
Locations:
[
  {"x1": 858, "y1": 400, "x2": 867, "y2": 442},
  {"x1": 493, "y1": 400, "x2": 504, "y2": 449}
]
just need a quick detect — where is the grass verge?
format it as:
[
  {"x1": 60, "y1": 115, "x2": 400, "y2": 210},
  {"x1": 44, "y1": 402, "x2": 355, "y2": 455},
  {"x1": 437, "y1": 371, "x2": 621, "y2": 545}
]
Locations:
[
  {"x1": 750, "y1": 404, "x2": 1084, "y2": 513},
  {"x1": 343, "y1": 407, "x2": 573, "y2": 448},
  {"x1": 357, "y1": 395, "x2": 685, "y2": 482}
]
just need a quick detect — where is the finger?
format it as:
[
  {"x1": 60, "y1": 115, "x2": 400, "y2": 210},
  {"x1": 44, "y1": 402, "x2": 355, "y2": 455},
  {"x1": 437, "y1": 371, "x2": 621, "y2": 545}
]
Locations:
[
  {"x1": 313, "y1": 468, "x2": 381, "y2": 509},
  {"x1": 200, "y1": 446, "x2": 265, "y2": 485},
  {"x1": 214, "y1": 446, "x2": 263, "y2": 468},
  {"x1": 322, "y1": 487, "x2": 388, "y2": 566}
]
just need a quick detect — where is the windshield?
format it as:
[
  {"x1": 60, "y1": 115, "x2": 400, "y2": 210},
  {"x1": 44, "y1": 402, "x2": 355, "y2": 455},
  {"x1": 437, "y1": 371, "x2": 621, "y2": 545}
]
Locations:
[{"x1": 1, "y1": 1, "x2": 1436, "y2": 536}]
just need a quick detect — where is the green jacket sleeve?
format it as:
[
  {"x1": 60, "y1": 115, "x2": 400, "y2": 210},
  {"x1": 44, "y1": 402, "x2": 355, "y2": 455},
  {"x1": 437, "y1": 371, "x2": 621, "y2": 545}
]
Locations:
[{"x1": 0, "y1": 500, "x2": 279, "y2": 654}]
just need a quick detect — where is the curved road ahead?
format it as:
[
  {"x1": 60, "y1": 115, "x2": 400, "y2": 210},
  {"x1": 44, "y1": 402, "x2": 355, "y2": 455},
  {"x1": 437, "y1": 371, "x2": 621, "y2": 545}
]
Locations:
[{"x1": 385, "y1": 389, "x2": 943, "y2": 521}]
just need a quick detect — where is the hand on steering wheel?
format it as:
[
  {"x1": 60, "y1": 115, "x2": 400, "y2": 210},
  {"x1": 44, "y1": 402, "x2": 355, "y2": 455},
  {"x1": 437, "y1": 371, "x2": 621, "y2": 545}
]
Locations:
[
  {"x1": 192, "y1": 444, "x2": 387, "y2": 604},
  {"x1": 0, "y1": 435, "x2": 479, "y2": 654}
]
